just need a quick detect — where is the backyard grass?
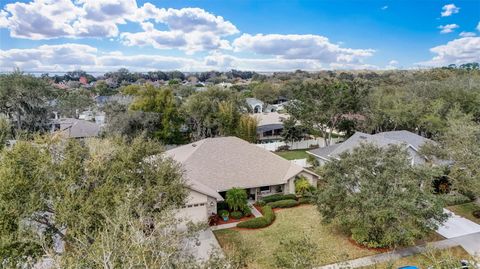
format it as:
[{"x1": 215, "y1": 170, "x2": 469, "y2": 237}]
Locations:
[
  {"x1": 274, "y1": 149, "x2": 309, "y2": 160},
  {"x1": 360, "y1": 246, "x2": 472, "y2": 269},
  {"x1": 447, "y1": 202, "x2": 480, "y2": 224},
  {"x1": 214, "y1": 205, "x2": 380, "y2": 268}
]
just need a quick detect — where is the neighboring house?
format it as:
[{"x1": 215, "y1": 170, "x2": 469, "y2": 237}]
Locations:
[
  {"x1": 246, "y1": 98, "x2": 264, "y2": 113},
  {"x1": 254, "y1": 112, "x2": 290, "y2": 142},
  {"x1": 308, "y1": 130, "x2": 433, "y2": 166},
  {"x1": 164, "y1": 136, "x2": 318, "y2": 222},
  {"x1": 51, "y1": 118, "x2": 101, "y2": 139},
  {"x1": 95, "y1": 95, "x2": 134, "y2": 107}
]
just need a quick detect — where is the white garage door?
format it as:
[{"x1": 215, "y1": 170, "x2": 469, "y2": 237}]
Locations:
[{"x1": 177, "y1": 205, "x2": 208, "y2": 223}]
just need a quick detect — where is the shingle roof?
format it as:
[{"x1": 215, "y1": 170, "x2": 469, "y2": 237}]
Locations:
[
  {"x1": 308, "y1": 131, "x2": 431, "y2": 160},
  {"x1": 374, "y1": 130, "x2": 433, "y2": 150},
  {"x1": 55, "y1": 118, "x2": 101, "y2": 138},
  {"x1": 165, "y1": 137, "x2": 308, "y2": 198}
]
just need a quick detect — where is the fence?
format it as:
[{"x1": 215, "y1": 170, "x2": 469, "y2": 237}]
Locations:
[{"x1": 255, "y1": 138, "x2": 339, "y2": 152}]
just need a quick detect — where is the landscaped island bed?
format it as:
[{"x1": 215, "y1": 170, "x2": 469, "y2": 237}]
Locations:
[{"x1": 214, "y1": 205, "x2": 380, "y2": 268}]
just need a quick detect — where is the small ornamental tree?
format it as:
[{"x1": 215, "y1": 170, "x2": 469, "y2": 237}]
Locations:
[
  {"x1": 316, "y1": 143, "x2": 447, "y2": 248},
  {"x1": 225, "y1": 188, "x2": 248, "y2": 212},
  {"x1": 295, "y1": 177, "x2": 312, "y2": 196}
]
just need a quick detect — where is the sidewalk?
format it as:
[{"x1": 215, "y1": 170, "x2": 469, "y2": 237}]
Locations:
[
  {"x1": 437, "y1": 208, "x2": 480, "y2": 238},
  {"x1": 315, "y1": 232, "x2": 480, "y2": 269}
]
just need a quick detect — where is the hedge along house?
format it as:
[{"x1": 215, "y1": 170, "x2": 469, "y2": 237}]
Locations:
[{"x1": 164, "y1": 136, "x2": 318, "y2": 222}]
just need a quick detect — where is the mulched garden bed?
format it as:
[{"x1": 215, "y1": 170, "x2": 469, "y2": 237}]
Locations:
[{"x1": 212, "y1": 214, "x2": 255, "y2": 226}]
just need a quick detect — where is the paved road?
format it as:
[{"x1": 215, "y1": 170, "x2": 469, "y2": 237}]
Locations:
[
  {"x1": 437, "y1": 208, "x2": 480, "y2": 238},
  {"x1": 315, "y1": 232, "x2": 480, "y2": 269}
]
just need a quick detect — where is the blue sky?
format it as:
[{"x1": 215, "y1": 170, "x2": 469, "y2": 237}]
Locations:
[{"x1": 0, "y1": 0, "x2": 479, "y2": 72}]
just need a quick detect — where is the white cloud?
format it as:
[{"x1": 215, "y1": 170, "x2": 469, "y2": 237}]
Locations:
[
  {"x1": 121, "y1": 7, "x2": 238, "y2": 53},
  {"x1": 204, "y1": 53, "x2": 326, "y2": 71},
  {"x1": 0, "y1": 43, "x2": 201, "y2": 72},
  {"x1": 477, "y1": 21, "x2": 480, "y2": 32},
  {"x1": 381, "y1": 5, "x2": 388, "y2": 10},
  {"x1": 417, "y1": 37, "x2": 480, "y2": 66},
  {"x1": 385, "y1": 60, "x2": 399, "y2": 70},
  {"x1": 441, "y1": 4, "x2": 460, "y2": 17},
  {"x1": 1, "y1": 0, "x2": 82, "y2": 39},
  {"x1": 0, "y1": 44, "x2": 381, "y2": 72},
  {"x1": 0, "y1": 0, "x2": 239, "y2": 51},
  {"x1": 459, "y1": 31, "x2": 476, "y2": 37},
  {"x1": 233, "y1": 34, "x2": 374, "y2": 64},
  {"x1": 439, "y1": 24, "x2": 459, "y2": 34},
  {"x1": 0, "y1": 44, "x2": 97, "y2": 71}
]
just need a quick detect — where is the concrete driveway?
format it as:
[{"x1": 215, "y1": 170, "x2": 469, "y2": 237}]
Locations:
[
  {"x1": 437, "y1": 209, "x2": 480, "y2": 238},
  {"x1": 185, "y1": 228, "x2": 223, "y2": 262}
]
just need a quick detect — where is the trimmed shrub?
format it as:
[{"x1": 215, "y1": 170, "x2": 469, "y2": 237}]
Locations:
[
  {"x1": 218, "y1": 210, "x2": 229, "y2": 218},
  {"x1": 230, "y1": 211, "x2": 243, "y2": 219},
  {"x1": 298, "y1": 197, "x2": 312, "y2": 205},
  {"x1": 473, "y1": 210, "x2": 480, "y2": 219},
  {"x1": 255, "y1": 200, "x2": 266, "y2": 207},
  {"x1": 276, "y1": 145, "x2": 290, "y2": 151},
  {"x1": 237, "y1": 206, "x2": 275, "y2": 229},
  {"x1": 242, "y1": 206, "x2": 252, "y2": 217},
  {"x1": 267, "y1": 199, "x2": 299, "y2": 208},
  {"x1": 261, "y1": 194, "x2": 297, "y2": 203}
]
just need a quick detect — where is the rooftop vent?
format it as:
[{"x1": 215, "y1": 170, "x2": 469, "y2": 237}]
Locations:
[
  {"x1": 359, "y1": 136, "x2": 368, "y2": 139},
  {"x1": 192, "y1": 144, "x2": 197, "y2": 147}
]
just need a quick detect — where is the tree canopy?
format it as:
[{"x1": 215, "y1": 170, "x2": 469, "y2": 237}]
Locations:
[{"x1": 316, "y1": 143, "x2": 447, "y2": 248}]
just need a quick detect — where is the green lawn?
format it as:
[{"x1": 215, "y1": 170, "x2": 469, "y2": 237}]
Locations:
[
  {"x1": 447, "y1": 202, "x2": 480, "y2": 224},
  {"x1": 214, "y1": 205, "x2": 380, "y2": 268},
  {"x1": 274, "y1": 149, "x2": 309, "y2": 160},
  {"x1": 360, "y1": 246, "x2": 472, "y2": 269}
]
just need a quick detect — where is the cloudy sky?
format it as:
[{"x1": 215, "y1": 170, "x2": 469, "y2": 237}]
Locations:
[{"x1": 0, "y1": 0, "x2": 479, "y2": 73}]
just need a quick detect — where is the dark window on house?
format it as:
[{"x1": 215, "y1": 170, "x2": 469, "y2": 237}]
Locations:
[{"x1": 260, "y1": 186, "x2": 270, "y2": 191}]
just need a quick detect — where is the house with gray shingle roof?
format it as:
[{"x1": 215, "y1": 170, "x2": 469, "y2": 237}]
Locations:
[
  {"x1": 164, "y1": 136, "x2": 318, "y2": 222},
  {"x1": 307, "y1": 130, "x2": 433, "y2": 166}
]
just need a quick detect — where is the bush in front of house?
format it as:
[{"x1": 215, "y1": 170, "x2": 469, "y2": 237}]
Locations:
[
  {"x1": 295, "y1": 177, "x2": 312, "y2": 196},
  {"x1": 255, "y1": 200, "x2": 266, "y2": 207},
  {"x1": 230, "y1": 211, "x2": 244, "y2": 219},
  {"x1": 218, "y1": 210, "x2": 229, "y2": 218},
  {"x1": 237, "y1": 206, "x2": 275, "y2": 229},
  {"x1": 242, "y1": 206, "x2": 252, "y2": 217},
  {"x1": 261, "y1": 194, "x2": 297, "y2": 203},
  {"x1": 267, "y1": 199, "x2": 299, "y2": 208},
  {"x1": 226, "y1": 188, "x2": 249, "y2": 212},
  {"x1": 298, "y1": 197, "x2": 313, "y2": 204}
]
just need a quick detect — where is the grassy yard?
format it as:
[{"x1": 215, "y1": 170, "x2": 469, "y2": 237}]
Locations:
[
  {"x1": 447, "y1": 202, "x2": 480, "y2": 224},
  {"x1": 214, "y1": 205, "x2": 380, "y2": 268},
  {"x1": 360, "y1": 246, "x2": 472, "y2": 269},
  {"x1": 274, "y1": 149, "x2": 309, "y2": 160}
]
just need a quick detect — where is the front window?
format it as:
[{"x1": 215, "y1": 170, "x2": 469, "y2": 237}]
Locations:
[{"x1": 260, "y1": 186, "x2": 270, "y2": 192}]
